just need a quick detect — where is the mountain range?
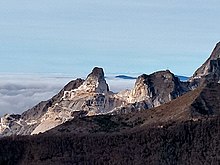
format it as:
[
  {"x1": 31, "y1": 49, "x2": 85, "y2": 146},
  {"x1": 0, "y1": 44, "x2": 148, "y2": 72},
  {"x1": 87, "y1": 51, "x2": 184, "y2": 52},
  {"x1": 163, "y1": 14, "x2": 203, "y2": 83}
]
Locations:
[
  {"x1": 0, "y1": 67, "x2": 189, "y2": 136},
  {"x1": 1, "y1": 42, "x2": 220, "y2": 164}
]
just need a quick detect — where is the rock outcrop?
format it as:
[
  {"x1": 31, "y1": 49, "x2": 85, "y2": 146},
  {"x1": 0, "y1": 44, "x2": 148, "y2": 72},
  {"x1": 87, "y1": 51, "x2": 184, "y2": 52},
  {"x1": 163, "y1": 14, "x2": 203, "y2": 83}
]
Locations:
[
  {"x1": 114, "y1": 70, "x2": 188, "y2": 114},
  {"x1": 0, "y1": 68, "x2": 123, "y2": 136},
  {"x1": 127, "y1": 70, "x2": 188, "y2": 107},
  {"x1": 30, "y1": 68, "x2": 124, "y2": 134},
  {"x1": 189, "y1": 42, "x2": 220, "y2": 88}
]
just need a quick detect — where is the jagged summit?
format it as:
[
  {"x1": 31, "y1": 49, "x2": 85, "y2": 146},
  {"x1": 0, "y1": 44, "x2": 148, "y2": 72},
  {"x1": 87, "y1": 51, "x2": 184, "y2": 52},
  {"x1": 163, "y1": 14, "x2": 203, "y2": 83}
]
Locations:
[
  {"x1": 88, "y1": 67, "x2": 105, "y2": 78},
  {"x1": 76, "y1": 67, "x2": 109, "y2": 94},
  {"x1": 209, "y1": 41, "x2": 220, "y2": 59},
  {"x1": 125, "y1": 70, "x2": 188, "y2": 108},
  {"x1": 190, "y1": 42, "x2": 220, "y2": 86}
]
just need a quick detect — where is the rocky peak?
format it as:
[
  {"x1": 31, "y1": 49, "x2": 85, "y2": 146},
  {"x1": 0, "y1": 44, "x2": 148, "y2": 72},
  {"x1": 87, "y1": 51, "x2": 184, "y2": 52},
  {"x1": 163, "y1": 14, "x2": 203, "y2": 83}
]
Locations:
[
  {"x1": 128, "y1": 74, "x2": 149, "y2": 103},
  {"x1": 190, "y1": 42, "x2": 220, "y2": 85},
  {"x1": 88, "y1": 67, "x2": 105, "y2": 79},
  {"x1": 209, "y1": 42, "x2": 220, "y2": 59},
  {"x1": 77, "y1": 67, "x2": 109, "y2": 94},
  {"x1": 128, "y1": 70, "x2": 187, "y2": 107}
]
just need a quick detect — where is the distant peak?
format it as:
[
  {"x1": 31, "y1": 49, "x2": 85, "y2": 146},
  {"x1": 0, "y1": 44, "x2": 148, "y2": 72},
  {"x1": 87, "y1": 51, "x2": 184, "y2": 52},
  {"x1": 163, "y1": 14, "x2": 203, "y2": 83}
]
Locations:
[
  {"x1": 210, "y1": 42, "x2": 220, "y2": 59},
  {"x1": 80, "y1": 67, "x2": 109, "y2": 93},
  {"x1": 88, "y1": 67, "x2": 105, "y2": 79},
  {"x1": 190, "y1": 42, "x2": 220, "y2": 83}
]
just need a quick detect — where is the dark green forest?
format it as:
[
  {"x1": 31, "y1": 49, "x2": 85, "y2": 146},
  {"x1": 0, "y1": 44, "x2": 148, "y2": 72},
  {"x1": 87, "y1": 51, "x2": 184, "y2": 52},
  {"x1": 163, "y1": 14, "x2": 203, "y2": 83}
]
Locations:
[{"x1": 0, "y1": 117, "x2": 220, "y2": 165}]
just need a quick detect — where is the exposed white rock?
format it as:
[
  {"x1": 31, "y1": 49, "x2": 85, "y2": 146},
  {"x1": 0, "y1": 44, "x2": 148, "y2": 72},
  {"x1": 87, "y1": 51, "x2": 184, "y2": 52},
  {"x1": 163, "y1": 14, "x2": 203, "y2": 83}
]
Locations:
[
  {"x1": 29, "y1": 67, "x2": 122, "y2": 134},
  {"x1": 127, "y1": 75, "x2": 151, "y2": 103}
]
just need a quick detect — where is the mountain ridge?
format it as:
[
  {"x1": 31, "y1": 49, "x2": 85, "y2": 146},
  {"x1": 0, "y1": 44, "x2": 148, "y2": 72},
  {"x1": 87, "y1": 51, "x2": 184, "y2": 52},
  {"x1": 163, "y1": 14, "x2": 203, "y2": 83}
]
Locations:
[
  {"x1": 1, "y1": 42, "x2": 220, "y2": 164},
  {"x1": 1, "y1": 42, "x2": 220, "y2": 137},
  {"x1": 0, "y1": 68, "x2": 188, "y2": 136},
  {"x1": 45, "y1": 82, "x2": 220, "y2": 136}
]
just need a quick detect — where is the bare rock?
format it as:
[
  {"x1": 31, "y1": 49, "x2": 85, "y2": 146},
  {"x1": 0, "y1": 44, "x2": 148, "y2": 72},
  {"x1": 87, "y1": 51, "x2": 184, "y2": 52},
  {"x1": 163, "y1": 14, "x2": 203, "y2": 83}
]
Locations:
[{"x1": 189, "y1": 42, "x2": 220, "y2": 88}]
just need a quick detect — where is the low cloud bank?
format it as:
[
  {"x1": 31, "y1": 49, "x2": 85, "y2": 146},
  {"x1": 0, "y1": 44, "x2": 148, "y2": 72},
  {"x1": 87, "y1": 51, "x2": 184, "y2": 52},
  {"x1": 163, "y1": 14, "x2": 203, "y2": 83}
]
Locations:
[
  {"x1": 0, "y1": 74, "x2": 135, "y2": 116},
  {"x1": 0, "y1": 75, "x2": 73, "y2": 116}
]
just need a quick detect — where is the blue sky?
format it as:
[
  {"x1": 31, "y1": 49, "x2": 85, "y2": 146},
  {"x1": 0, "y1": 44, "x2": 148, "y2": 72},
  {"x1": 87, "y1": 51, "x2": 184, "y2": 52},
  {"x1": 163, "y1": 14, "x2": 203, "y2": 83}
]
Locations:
[{"x1": 0, "y1": 0, "x2": 220, "y2": 77}]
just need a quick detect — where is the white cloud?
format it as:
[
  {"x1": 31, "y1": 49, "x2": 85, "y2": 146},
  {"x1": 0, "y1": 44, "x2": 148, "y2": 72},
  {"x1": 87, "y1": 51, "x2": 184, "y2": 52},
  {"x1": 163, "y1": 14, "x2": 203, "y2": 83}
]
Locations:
[
  {"x1": 0, "y1": 74, "x2": 135, "y2": 116},
  {"x1": 106, "y1": 78, "x2": 135, "y2": 93},
  {"x1": 0, "y1": 74, "x2": 73, "y2": 116}
]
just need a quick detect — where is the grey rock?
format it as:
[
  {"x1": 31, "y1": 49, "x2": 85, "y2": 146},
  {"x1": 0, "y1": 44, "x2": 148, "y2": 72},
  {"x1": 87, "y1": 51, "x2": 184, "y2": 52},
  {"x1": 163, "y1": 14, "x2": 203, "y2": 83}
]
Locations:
[{"x1": 189, "y1": 42, "x2": 220, "y2": 88}]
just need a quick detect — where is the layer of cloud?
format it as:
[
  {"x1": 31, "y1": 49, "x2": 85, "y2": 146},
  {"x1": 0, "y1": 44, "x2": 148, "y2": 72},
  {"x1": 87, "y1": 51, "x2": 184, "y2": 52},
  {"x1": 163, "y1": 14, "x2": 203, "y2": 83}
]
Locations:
[
  {"x1": 106, "y1": 78, "x2": 135, "y2": 93},
  {"x1": 0, "y1": 75, "x2": 72, "y2": 116},
  {"x1": 0, "y1": 74, "x2": 135, "y2": 116}
]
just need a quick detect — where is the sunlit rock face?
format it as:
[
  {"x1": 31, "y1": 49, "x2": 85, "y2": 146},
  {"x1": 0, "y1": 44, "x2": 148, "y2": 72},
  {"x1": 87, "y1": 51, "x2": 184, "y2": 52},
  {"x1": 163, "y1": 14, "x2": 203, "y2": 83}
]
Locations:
[
  {"x1": 117, "y1": 70, "x2": 188, "y2": 110},
  {"x1": 30, "y1": 67, "x2": 123, "y2": 135},
  {"x1": 60, "y1": 67, "x2": 122, "y2": 115},
  {"x1": 0, "y1": 68, "x2": 124, "y2": 136},
  {"x1": 0, "y1": 78, "x2": 85, "y2": 137},
  {"x1": 78, "y1": 67, "x2": 109, "y2": 94}
]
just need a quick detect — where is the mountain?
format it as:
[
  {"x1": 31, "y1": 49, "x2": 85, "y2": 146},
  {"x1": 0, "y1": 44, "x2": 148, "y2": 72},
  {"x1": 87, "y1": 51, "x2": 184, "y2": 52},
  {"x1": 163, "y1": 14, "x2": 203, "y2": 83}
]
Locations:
[
  {"x1": 45, "y1": 82, "x2": 220, "y2": 135},
  {"x1": 113, "y1": 70, "x2": 188, "y2": 114},
  {"x1": 0, "y1": 68, "x2": 187, "y2": 136},
  {"x1": 1, "y1": 42, "x2": 220, "y2": 137},
  {"x1": 0, "y1": 82, "x2": 220, "y2": 165},
  {"x1": 1, "y1": 42, "x2": 220, "y2": 164},
  {"x1": 0, "y1": 78, "x2": 84, "y2": 136},
  {"x1": 127, "y1": 70, "x2": 188, "y2": 105},
  {"x1": 189, "y1": 42, "x2": 220, "y2": 88}
]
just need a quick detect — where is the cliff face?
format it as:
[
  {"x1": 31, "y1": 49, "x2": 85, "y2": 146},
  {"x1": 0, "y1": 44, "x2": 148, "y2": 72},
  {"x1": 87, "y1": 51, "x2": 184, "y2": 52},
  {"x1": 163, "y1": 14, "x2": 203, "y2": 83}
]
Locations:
[
  {"x1": 190, "y1": 42, "x2": 220, "y2": 88},
  {"x1": 128, "y1": 70, "x2": 188, "y2": 107},
  {"x1": 29, "y1": 68, "x2": 123, "y2": 135},
  {"x1": 112, "y1": 70, "x2": 188, "y2": 114}
]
